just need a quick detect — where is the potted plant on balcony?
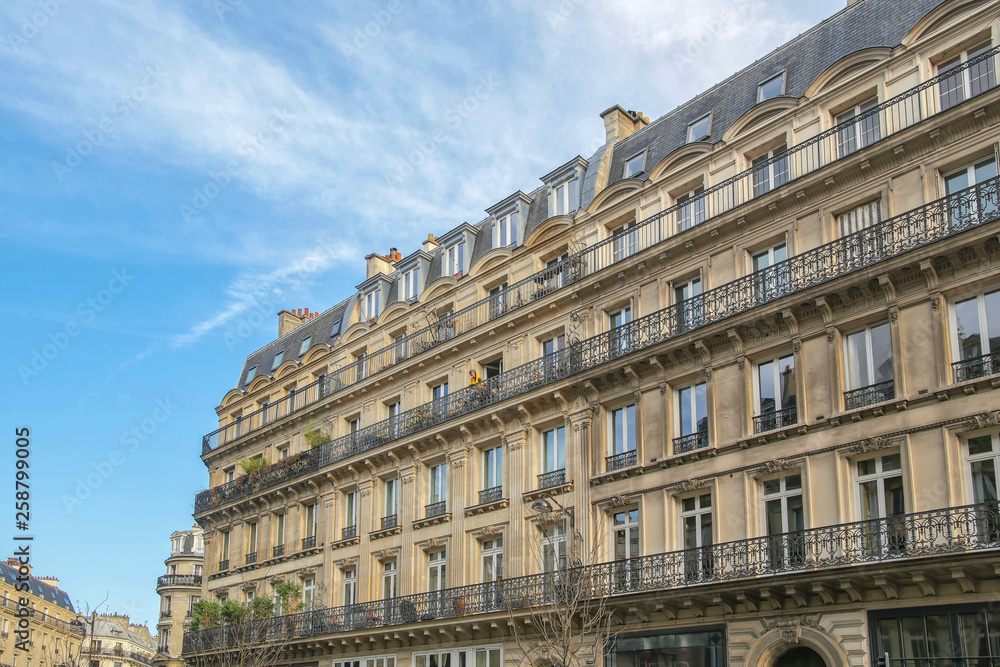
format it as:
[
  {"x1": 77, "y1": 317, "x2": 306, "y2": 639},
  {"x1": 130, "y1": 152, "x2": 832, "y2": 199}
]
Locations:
[{"x1": 304, "y1": 426, "x2": 331, "y2": 449}]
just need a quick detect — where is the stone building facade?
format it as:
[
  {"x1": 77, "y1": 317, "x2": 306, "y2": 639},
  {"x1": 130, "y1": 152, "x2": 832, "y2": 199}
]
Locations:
[{"x1": 154, "y1": 527, "x2": 204, "y2": 667}]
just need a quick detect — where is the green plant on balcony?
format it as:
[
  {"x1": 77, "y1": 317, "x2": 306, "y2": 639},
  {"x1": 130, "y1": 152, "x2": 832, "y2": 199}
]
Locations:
[
  {"x1": 239, "y1": 457, "x2": 268, "y2": 475},
  {"x1": 304, "y1": 426, "x2": 331, "y2": 449}
]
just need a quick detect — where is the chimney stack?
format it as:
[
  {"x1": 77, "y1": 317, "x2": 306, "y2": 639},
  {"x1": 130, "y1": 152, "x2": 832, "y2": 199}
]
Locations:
[
  {"x1": 600, "y1": 105, "x2": 649, "y2": 143},
  {"x1": 277, "y1": 309, "x2": 314, "y2": 337},
  {"x1": 422, "y1": 234, "x2": 439, "y2": 254}
]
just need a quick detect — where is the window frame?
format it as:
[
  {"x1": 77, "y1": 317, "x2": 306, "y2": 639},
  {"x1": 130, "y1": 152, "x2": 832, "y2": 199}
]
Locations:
[
  {"x1": 402, "y1": 266, "x2": 420, "y2": 300},
  {"x1": 364, "y1": 288, "x2": 382, "y2": 320},
  {"x1": 446, "y1": 241, "x2": 466, "y2": 276},
  {"x1": 553, "y1": 177, "x2": 580, "y2": 216},
  {"x1": 495, "y1": 210, "x2": 519, "y2": 248},
  {"x1": 687, "y1": 113, "x2": 712, "y2": 142},
  {"x1": 757, "y1": 72, "x2": 786, "y2": 102},
  {"x1": 623, "y1": 152, "x2": 646, "y2": 179}
]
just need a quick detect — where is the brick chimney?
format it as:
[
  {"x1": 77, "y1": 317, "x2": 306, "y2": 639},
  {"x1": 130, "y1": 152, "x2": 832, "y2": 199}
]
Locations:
[
  {"x1": 36, "y1": 575, "x2": 59, "y2": 588},
  {"x1": 600, "y1": 105, "x2": 649, "y2": 143},
  {"x1": 277, "y1": 308, "x2": 316, "y2": 337}
]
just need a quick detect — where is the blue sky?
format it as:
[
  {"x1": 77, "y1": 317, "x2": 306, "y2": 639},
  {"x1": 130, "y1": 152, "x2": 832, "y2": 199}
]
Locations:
[{"x1": 0, "y1": 0, "x2": 842, "y2": 628}]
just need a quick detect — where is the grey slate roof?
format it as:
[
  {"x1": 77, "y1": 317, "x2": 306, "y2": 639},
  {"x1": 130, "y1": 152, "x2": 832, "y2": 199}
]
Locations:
[
  {"x1": 0, "y1": 561, "x2": 75, "y2": 612},
  {"x1": 606, "y1": 0, "x2": 946, "y2": 187}
]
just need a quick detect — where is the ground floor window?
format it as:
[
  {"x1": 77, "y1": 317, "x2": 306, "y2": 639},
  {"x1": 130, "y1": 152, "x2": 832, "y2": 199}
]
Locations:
[
  {"x1": 871, "y1": 604, "x2": 1000, "y2": 665},
  {"x1": 414, "y1": 645, "x2": 501, "y2": 667},
  {"x1": 608, "y1": 628, "x2": 725, "y2": 667}
]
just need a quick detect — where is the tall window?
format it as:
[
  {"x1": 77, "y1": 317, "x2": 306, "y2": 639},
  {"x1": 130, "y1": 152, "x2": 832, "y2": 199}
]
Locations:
[
  {"x1": 609, "y1": 306, "x2": 632, "y2": 356},
  {"x1": 495, "y1": 211, "x2": 518, "y2": 247},
  {"x1": 429, "y1": 463, "x2": 447, "y2": 507},
  {"x1": 762, "y1": 474, "x2": 804, "y2": 568},
  {"x1": 302, "y1": 577, "x2": 316, "y2": 610},
  {"x1": 945, "y1": 157, "x2": 998, "y2": 227},
  {"x1": 609, "y1": 404, "x2": 637, "y2": 471},
  {"x1": 383, "y1": 478, "x2": 398, "y2": 521},
  {"x1": 343, "y1": 568, "x2": 357, "y2": 605},
  {"x1": 674, "y1": 276, "x2": 702, "y2": 332},
  {"x1": 393, "y1": 334, "x2": 407, "y2": 363},
  {"x1": 219, "y1": 530, "x2": 231, "y2": 568},
  {"x1": 432, "y1": 382, "x2": 449, "y2": 401},
  {"x1": 344, "y1": 491, "x2": 357, "y2": 530},
  {"x1": 304, "y1": 503, "x2": 317, "y2": 539},
  {"x1": 677, "y1": 187, "x2": 706, "y2": 232},
  {"x1": 482, "y1": 446, "x2": 503, "y2": 492},
  {"x1": 488, "y1": 283, "x2": 508, "y2": 319},
  {"x1": 365, "y1": 289, "x2": 381, "y2": 319},
  {"x1": 446, "y1": 241, "x2": 466, "y2": 276},
  {"x1": 542, "y1": 426, "x2": 566, "y2": 475},
  {"x1": 541, "y1": 524, "x2": 567, "y2": 574},
  {"x1": 246, "y1": 522, "x2": 258, "y2": 562},
  {"x1": 953, "y1": 288, "x2": 1000, "y2": 381},
  {"x1": 680, "y1": 493, "x2": 713, "y2": 580},
  {"x1": 752, "y1": 242, "x2": 789, "y2": 302},
  {"x1": 274, "y1": 513, "x2": 286, "y2": 550},
  {"x1": 542, "y1": 334, "x2": 565, "y2": 357},
  {"x1": 675, "y1": 382, "x2": 708, "y2": 452},
  {"x1": 938, "y1": 41, "x2": 996, "y2": 111},
  {"x1": 835, "y1": 97, "x2": 880, "y2": 156},
  {"x1": 752, "y1": 144, "x2": 789, "y2": 196},
  {"x1": 856, "y1": 452, "x2": 905, "y2": 555},
  {"x1": 553, "y1": 178, "x2": 580, "y2": 215},
  {"x1": 545, "y1": 254, "x2": 569, "y2": 290},
  {"x1": 482, "y1": 538, "x2": 503, "y2": 582},
  {"x1": 754, "y1": 354, "x2": 796, "y2": 432},
  {"x1": 382, "y1": 561, "x2": 397, "y2": 599},
  {"x1": 837, "y1": 199, "x2": 882, "y2": 237},
  {"x1": 612, "y1": 509, "x2": 640, "y2": 592},
  {"x1": 612, "y1": 221, "x2": 638, "y2": 261},
  {"x1": 403, "y1": 267, "x2": 420, "y2": 300},
  {"x1": 844, "y1": 322, "x2": 894, "y2": 408},
  {"x1": 427, "y1": 549, "x2": 447, "y2": 592}
]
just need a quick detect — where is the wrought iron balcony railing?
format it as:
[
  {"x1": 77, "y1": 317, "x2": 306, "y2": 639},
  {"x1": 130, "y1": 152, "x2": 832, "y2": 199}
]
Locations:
[
  {"x1": 198, "y1": 46, "x2": 1000, "y2": 457},
  {"x1": 184, "y1": 501, "x2": 1000, "y2": 653},
  {"x1": 194, "y1": 176, "x2": 1000, "y2": 513},
  {"x1": 217, "y1": 559, "x2": 229, "y2": 571},
  {"x1": 273, "y1": 544, "x2": 285, "y2": 558},
  {"x1": 753, "y1": 406, "x2": 798, "y2": 434},
  {"x1": 381, "y1": 514, "x2": 398, "y2": 530},
  {"x1": 953, "y1": 351, "x2": 1000, "y2": 383},
  {"x1": 157, "y1": 574, "x2": 203, "y2": 588},
  {"x1": 160, "y1": 610, "x2": 172, "y2": 618},
  {"x1": 341, "y1": 525, "x2": 357, "y2": 541},
  {"x1": 606, "y1": 450, "x2": 637, "y2": 472},
  {"x1": 844, "y1": 379, "x2": 895, "y2": 410},
  {"x1": 478, "y1": 486, "x2": 503, "y2": 505},
  {"x1": 673, "y1": 430, "x2": 709, "y2": 454},
  {"x1": 301, "y1": 536, "x2": 317, "y2": 550},
  {"x1": 245, "y1": 552, "x2": 257, "y2": 565},
  {"x1": 425, "y1": 501, "x2": 447, "y2": 518},
  {"x1": 537, "y1": 469, "x2": 566, "y2": 490},
  {"x1": 88, "y1": 648, "x2": 153, "y2": 666}
]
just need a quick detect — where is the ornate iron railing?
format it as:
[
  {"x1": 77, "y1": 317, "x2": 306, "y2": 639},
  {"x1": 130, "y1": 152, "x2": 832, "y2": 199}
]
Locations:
[
  {"x1": 157, "y1": 574, "x2": 202, "y2": 588},
  {"x1": 199, "y1": 47, "x2": 1000, "y2": 456},
  {"x1": 301, "y1": 536, "x2": 317, "y2": 550},
  {"x1": 184, "y1": 501, "x2": 1000, "y2": 653},
  {"x1": 273, "y1": 544, "x2": 285, "y2": 558},
  {"x1": 844, "y1": 379, "x2": 895, "y2": 410},
  {"x1": 341, "y1": 525, "x2": 357, "y2": 541},
  {"x1": 606, "y1": 450, "x2": 637, "y2": 472},
  {"x1": 194, "y1": 176, "x2": 1000, "y2": 514},
  {"x1": 953, "y1": 351, "x2": 1000, "y2": 383},
  {"x1": 160, "y1": 610, "x2": 172, "y2": 618},
  {"x1": 245, "y1": 552, "x2": 257, "y2": 565},
  {"x1": 753, "y1": 406, "x2": 798, "y2": 434},
  {"x1": 478, "y1": 486, "x2": 503, "y2": 505},
  {"x1": 425, "y1": 501, "x2": 447, "y2": 518},
  {"x1": 88, "y1": 648, "x2": 154, "y2": 666},
  {"x1": 537, "y1": 469, "x2": 566, "y2": 490},
  {"x1": 0, "y1": 597, "x2": 84, "y2": 634},
  {"x1": 217, "y1": 559, "x2": 229, "y2": 571},
  {"x1": 381, "y1": 514, "x2": 398, "y2": 530},
  {"x1": 673, "y1": 431, "x2": 709, "y2": 454}
]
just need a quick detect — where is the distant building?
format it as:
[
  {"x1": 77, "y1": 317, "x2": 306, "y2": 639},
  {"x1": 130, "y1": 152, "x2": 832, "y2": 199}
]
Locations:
[
  {"x1": 84, "y1": 615, "x2": 155, "y2": 667},
  {"x1": 0, "y1": 558, "x2": 80, "y2": 667},
  {"x1": 153, "y1": 527, "x2": 203, "y2": 667}
]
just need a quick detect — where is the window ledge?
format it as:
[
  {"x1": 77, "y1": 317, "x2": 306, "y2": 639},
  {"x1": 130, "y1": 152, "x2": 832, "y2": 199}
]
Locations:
[
  {"x1": 413, "y1": 513, "x2": 452, "y2": 530},
  {"x1": 369, "y1": 526, "x2": 403, "y2": 541},
  {"x1": 590, "y1": 465, "x2": 645, "y2": 486},
  {"x1": 330, "y1": 537, "x2": 360, "y2": 551},
  {"x1": 464, "y1": 498, "x2": 509, "y2": 517},
  {"x1": 523, "y1": 482, "x2": 573, "y2": 504}
]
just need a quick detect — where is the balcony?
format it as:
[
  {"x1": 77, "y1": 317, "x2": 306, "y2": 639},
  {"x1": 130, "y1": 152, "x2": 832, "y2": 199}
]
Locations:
[
  {"x1": 478, "y1": 486, "x2": 503, "y2": 505},
  {"x1": 273, "y1": 544, "x2": 285, "y2": 558},
  {"x1": 301, "y1": 536, "x2": 317, "y2": 550},
  {"x1": 198, "y1": 46, "x2": 1000, "y2": 459},
  {"x1": 753, "y1": 406, "x2": 798, "y2": 434},
  {"x1": 425, "y1": 501, "x2": 447, "y2": 518},
  {"x1": 953, "y1": 351, "x2": 1000, "y2": 383},
  {"x1": 381, "y1": 514, "x2": 398, "y2": 530},
  {"x1": 160, "y1": 610, "x2": 171, "y2": 618},
  {"x1": 606, "y1": 450, "x2": 637, "y2": 472},
  {"x1": 194, "y1": 174, "x2": 1000, "y2": 514},
  {"x1": 844, "y1": 380, "x2": 895, "y2": 411},
  {"x1": 156, "y1": 574, "x2": 202, "y2": 588},
  {"x1": 245, "y1": 552, "x2": 257, "y2": 565},
  {"x1": 217, "y1": 560, "x2": 229, "y2": 571},
  {"x1": 537, "y1": 469, "x2": 566, "y2": 490},
  {"x1": 185, "y1": 501, "x2": 1000, "y2": 653},
  {"x1": 673, "y1": 431, "x2": 709, "y2": 454},
  {"x1": 341, "y1": 525, "x2": 357, "y2": 541}
]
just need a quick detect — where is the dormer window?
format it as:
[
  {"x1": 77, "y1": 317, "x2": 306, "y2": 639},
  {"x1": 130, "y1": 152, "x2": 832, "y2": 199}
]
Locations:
[
  {"x1": 554, "y1": 178, "x2": 579, "y2": 215},
  {"x1": 365, "y1": 288, "x2": 382, "y2": 320},
  {"x1": 687, "y1": 113, "x2": 712, "y2": 142},
  {"x1": 446, "y1": 241, "x2": 466, "y2": 276},
  {"x1": 403, "y1": 266, "x2": 420, "y2": 300},
  {"x1": 299, "y1": 337, "x2": 312, "y2": 357},
  {"x1": 495, "y1": 211, "x2": 518, "y2": 248},
  {"x1": 271, "y1": 352, "x2": 283, "y2": 371},
  {"x1": 623, "y1": 153, "x2": 645, "y2": 179},
  {"x1": 245, "y1": 366, "x2": 257, "y2": 383},
  {"x1": 757, "y1": 72, "x2": 785, "y2": 102}
]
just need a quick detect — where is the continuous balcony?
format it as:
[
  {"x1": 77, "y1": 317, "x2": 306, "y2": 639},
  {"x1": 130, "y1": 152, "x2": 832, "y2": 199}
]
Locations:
[
  {"x1": 200, "y1": 47, "x2": 1000, "y2": 457},
  {"x1": 87, "y1": 648, "x2": 153, "y2": 666},
  {"x1": 156, "y1": 574, "x2": 202, "y2": 588},
  {"x1": 194, "y1": 175, "x2": 1000, "y2": 514},
  {"x1": 184, "y1": 501, "x2": 1000, "y2": 653}
]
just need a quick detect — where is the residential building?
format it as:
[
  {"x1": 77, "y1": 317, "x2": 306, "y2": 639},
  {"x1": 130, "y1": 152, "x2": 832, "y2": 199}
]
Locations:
[
  {"x1": 186, "y1": 1, "x2": 1000, "y2": 665},
  {"x1": 0, "y1": 559, "x2": 80, "y2": 667},
  {"x1": 153, "y1": 527, "x2": 204, "y2": 667},
  {"x1": 83, "y1": 615, "x2": 155, "y2": 667}
]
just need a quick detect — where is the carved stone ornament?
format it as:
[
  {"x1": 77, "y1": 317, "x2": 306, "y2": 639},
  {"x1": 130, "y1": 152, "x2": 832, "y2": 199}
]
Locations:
[
  {"x1": 633, "y1": 390, "x2": 641, "y2": 405},
  {"x1": 931, "y1": 297, "x2": 940, "y2": 311},
  {"x1": 889, "y1": 309, "x2": 899, "y2": 324},
  {"x1": 659, "y1": 382, "x2": 667, "y2": 396},
  {"x1": 360, "y1": 488, "x2": 372, "y2": 497},
  {"x1": 757, "y1": 459, "x2": 792, "y2": 475},
  {"x1": 670, "y1": 479, "x2": 707, "y2": 495},
  {"x1": 470, "y1": 524, "x2": 506, "y2": 538},
  {"x1": 401, "y1": 475, "x2": 415, "y2": 485},
  {"x1": 372, "y1": 547, "x2": 400, "y2": 561},
  {"x1": 792, "y1": 340, "x2": 801, "y2": 354},
  {"x1": 964, "y1": 410, "x2": 1000, "y2": 432},
  {"x1": 334, "y1": 557, "x2": 358, "y2": 570},
  {"x1": 416, "y1": 536, "x2": 450, "y2": 551},
  {"x1": 738, "y1": 358, "x2": 746, "y2": 373},
  {"x1": 601, "y1": 494, "x2": 636, "y2": 508},
  {"x1": 826, "y1": 330, "x2": 835, "y2": 344},
  {"x1": 846, "y1": 436, "x2": 893, "y2": 454}
]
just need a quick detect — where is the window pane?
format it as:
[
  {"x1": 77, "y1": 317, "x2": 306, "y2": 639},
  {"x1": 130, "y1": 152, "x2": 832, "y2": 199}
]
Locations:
[
  {"x1": 787, "y1": 493, "x2": 804, "y2": 531},
  {"x1": 765, "y1": 498, "x2": 784, "y2": 536},
  {"x1": 986, "y1": 290, "x2": 1000, "y2": 355},
  {"x1": 758, "y1": 360, "x2": 776, "y2": 414},
  {"x1": 695, "y1": 382, "x2": 708, "y2": 433},
  {"x1": 885, "y1": 475, "x2": 905, "y2": 515},
  {"x1": 947, "y1": 169, "x2": 970, "y2": 195},
  {"x1": 846, "y1": 330, "x2": 870, "y2": 388},
  {"x1": 972, "y1": 459, "x2": 998, "y2": 503},
  {"x1": 956, "y1": 296, "x2": 984, "y2": 359},
  {"x1": 961, "y1": 613, "x2": 990, "y2": 661},
  {"x1": 763, "y1": 479, "x2": 780, "y2": 495},
  {"x1": 882, "y1": 453, "x2": 901, "y2": 471},
  {"x1": 870, "y1": 323, "x2": 894, "y2": 382},
  {"x1": 969, "y1": 435, "x2": 994, "y2": 455}
]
